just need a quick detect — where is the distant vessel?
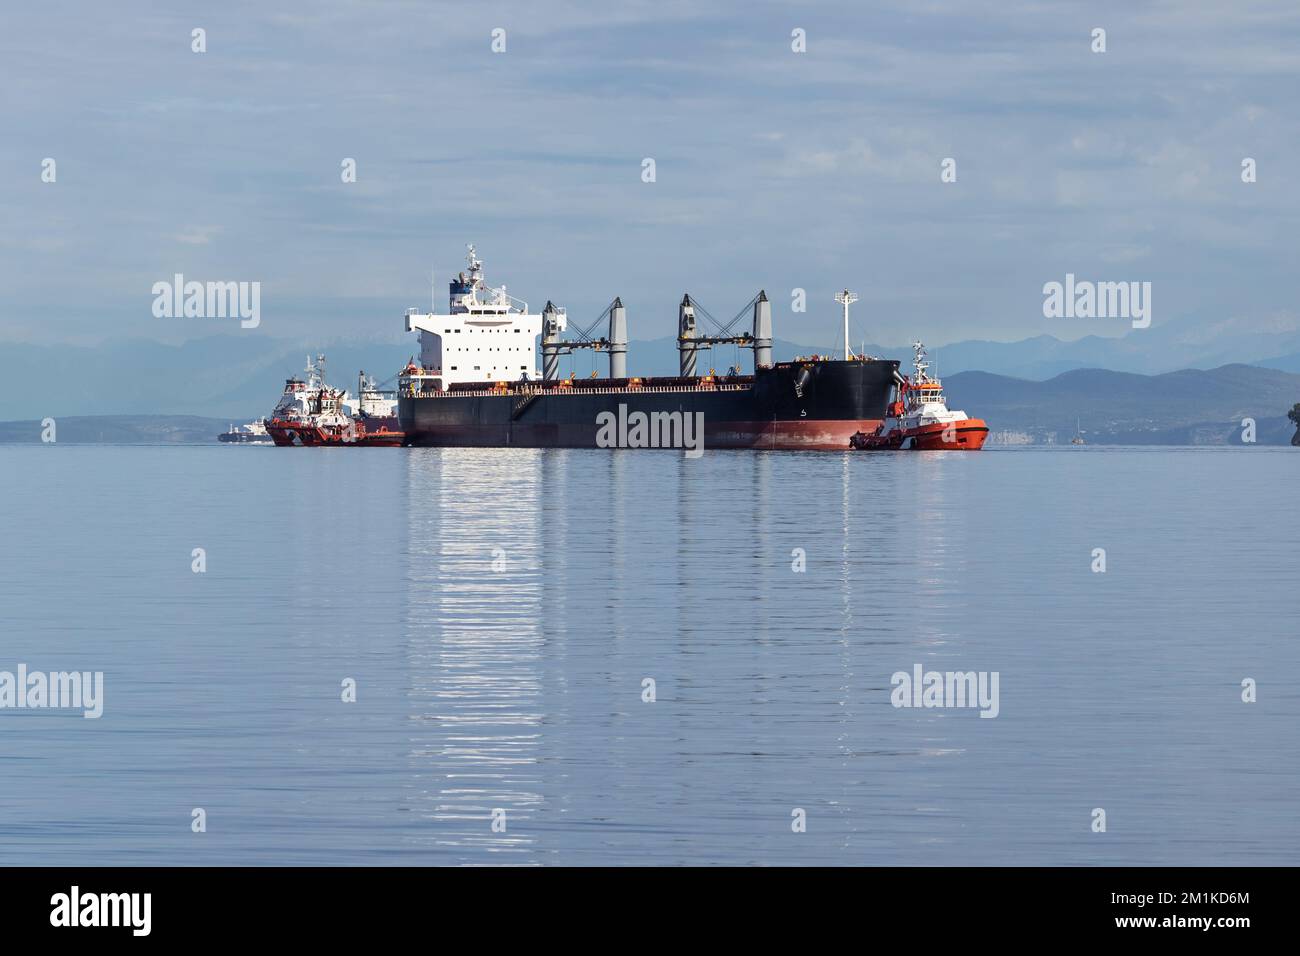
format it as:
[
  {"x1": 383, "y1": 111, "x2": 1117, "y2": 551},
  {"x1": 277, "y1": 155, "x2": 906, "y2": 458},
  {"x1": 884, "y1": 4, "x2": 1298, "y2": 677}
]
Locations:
[
  {"x1": 1071, "y1": 418, "x2": 1086, "y2": 445},
  {"x1": 849, "y1": 342, "x2": 988, "y2": 450},
  {"x1": 397, "y1": 246, "x2": 899, "y2": 450},
  {"x1": 265, "y1": 356, "x2": 404, "y2": 447},
  {"x1": 218, "y1": 419, "x2": 272, "y2": 444}
]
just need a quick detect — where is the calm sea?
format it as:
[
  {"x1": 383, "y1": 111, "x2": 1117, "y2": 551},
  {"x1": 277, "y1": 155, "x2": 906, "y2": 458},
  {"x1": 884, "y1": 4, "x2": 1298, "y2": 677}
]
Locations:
[{"x1": 1, "y1": 444, "x2": 1296, "y2": 866}]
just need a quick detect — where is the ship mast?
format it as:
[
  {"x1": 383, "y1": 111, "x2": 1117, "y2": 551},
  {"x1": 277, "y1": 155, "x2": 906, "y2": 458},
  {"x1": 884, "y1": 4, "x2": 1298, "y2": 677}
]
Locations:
[
  {"x1": 912, "y1": 341, "x2": 929, "y2": 383},
  {"x1": 835, "y1": 289, "x2": 858, "y2": 361}
]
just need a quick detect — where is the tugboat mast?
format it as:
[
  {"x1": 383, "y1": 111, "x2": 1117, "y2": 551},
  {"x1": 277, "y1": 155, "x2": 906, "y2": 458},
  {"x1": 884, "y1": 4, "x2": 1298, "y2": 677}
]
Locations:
[{"x1": 911, "y1": 341, "x2": 930, "y2": 383}]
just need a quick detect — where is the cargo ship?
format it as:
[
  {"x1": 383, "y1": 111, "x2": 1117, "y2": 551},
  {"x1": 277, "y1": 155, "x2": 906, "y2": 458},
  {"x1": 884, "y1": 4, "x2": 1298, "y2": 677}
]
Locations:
[
  {"x1": 397, "y1": 247, "x2": 899, "y2": 450},
  {"x1": 217, "y1": 419, "x2": 272, "y2": 444}
]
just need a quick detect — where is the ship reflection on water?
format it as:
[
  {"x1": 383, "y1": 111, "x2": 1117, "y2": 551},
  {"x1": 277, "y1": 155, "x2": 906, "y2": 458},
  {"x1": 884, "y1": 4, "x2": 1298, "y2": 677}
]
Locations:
[
  {"x1": 398, "y1": 447, "x2": 915, "y2": 864},
  {"x1": 3, "y1": 444, "x2": 1294, "y2": 865},
  {"x1": 392, "y1": 446, "x2": 1300, "y2": 866},
  {"x1": 404, "y1": 448, "x2": 547, "y2": 862}
]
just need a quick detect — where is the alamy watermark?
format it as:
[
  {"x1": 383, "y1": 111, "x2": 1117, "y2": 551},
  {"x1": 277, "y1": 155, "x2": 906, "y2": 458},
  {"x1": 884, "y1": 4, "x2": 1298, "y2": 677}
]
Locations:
[
  {"x1": 152, "y1": 274, "x2": 260, "y2": 328},
  {"x1": 0, "y1": 664, "x2": 103, "y2": 718},
  {"x1": 595, "y1": 404, "x2": 704, "y2": 458},
  {"x1": 1043, "y1": 273, "x2": 1150, "y2": 329},
  {"x1": 50, "y1": 886, "x2": 150, "y2": 936},
  {"x1": 891, "y1": 664, "x2": 999, "y2": 718}
]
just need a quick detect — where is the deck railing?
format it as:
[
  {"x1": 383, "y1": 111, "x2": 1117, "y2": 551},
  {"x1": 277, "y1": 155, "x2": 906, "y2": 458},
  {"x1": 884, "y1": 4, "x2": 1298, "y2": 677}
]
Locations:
[{"x1": 398, "y1": 382, "x2": 751, "y2": 399}]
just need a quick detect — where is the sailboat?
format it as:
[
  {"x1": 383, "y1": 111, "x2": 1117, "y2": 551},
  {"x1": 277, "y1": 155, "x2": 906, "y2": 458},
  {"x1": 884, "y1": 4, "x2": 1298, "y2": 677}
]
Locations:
[{"x1": 1071, "y1": 418, "x2": 1086, "y2": 445}]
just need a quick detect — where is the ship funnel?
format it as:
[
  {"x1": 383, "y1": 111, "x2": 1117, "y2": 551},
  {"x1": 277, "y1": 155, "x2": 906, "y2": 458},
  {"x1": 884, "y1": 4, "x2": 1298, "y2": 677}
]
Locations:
[
  {"x1": 609, "y1": 296, "x2": 627, "y2": 379},
  {"x1": 541, "y1": 300, "x2": 562, "y2": 381},
  {"x1": 752, "y1": 290, "x2": 773, "y2": 370},
  {"x1": 678, "y1": 294, "x2": 697, "y2": 378}
]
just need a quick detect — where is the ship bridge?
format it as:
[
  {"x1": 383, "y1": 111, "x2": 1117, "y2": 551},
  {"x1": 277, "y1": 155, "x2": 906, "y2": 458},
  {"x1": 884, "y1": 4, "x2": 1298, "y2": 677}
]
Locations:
[{"x1": 403, "y1": 245, "x2": 552, "y2": 390}]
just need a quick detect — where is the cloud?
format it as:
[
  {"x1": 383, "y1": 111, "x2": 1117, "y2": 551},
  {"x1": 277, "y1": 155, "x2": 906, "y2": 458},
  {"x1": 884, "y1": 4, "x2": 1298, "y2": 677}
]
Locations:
[
  {"x1": 3, "y1": 0, "x2": 1299, "y2": 349},
  {"x1": 174, "y1": 226, "x2": 221, "y2": 245}
]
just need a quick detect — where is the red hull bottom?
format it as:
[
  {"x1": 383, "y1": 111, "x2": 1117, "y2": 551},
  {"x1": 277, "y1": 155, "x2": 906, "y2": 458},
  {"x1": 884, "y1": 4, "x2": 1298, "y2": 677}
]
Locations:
[
  {"x1": 905, "y1": 420, "x2": 988, "y2": 450},
  {"x1": 266, "y1": 421, "x2": 405, "y2": 447},
  {"x1": 851, "y1": 420, "x2": 989, "y2": 451},
  {"x1": 403, "y1": 419, "x2": 884, "y2": 451}
]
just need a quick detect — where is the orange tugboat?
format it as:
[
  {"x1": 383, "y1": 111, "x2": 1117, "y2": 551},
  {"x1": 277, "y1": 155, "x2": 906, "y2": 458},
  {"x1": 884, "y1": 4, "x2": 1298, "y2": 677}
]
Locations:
[{"x1": 850, "y1": 342, "x2": 988, "y2": 451}]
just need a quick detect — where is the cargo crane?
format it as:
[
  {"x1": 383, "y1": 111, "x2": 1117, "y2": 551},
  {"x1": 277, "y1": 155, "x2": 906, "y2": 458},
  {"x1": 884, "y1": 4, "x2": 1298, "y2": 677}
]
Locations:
[
  {"x1": 677, "y1": 291, "x2": 773, "y2": 377},
  {"x1": 539, "y1": 289, "x2": 776, "y2": 382},
  {"x1": 540, "y1": 297, "x2": 627, "y2": 381}
]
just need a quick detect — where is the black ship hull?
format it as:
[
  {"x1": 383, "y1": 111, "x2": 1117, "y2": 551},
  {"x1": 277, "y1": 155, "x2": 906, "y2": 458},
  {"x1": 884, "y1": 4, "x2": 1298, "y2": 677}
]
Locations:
[{"x1": 399, "y1": 359, "x2": 899, "y2": 451}]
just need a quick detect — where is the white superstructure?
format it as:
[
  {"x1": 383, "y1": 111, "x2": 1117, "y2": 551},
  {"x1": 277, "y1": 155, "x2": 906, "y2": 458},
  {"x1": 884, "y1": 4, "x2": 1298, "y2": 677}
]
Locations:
[
  {"x1": 897, "y1": 342, "x2": 972, "y2": 428},
  {"x1": 218, "y1": 418, "x2": 272, "y2": 443},
  {"x1": 403, "y1": 245, "x2": 558, "y2": 390},
  {"x1": 355, "y1": 373, "x2": 398, "y2": 419},
  {"x1": 270, "y1": 355, "x2": 355, "y2": 425}
]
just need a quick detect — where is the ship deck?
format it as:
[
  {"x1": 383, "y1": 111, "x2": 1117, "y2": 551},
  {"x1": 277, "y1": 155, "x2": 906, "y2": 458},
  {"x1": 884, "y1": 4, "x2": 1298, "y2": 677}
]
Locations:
[{"x1": 401, "y1": 377, "x2": 755, "y2": 399}]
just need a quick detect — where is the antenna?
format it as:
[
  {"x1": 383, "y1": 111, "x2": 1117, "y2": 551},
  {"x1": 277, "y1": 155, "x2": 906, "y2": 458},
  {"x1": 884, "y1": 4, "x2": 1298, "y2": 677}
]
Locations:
[
  {"x1": 834, "y1": 290, "x2": 859, "y2": 360},
  {"x1": 911, "y1": 341, "x2": 930, "y2": 382}
]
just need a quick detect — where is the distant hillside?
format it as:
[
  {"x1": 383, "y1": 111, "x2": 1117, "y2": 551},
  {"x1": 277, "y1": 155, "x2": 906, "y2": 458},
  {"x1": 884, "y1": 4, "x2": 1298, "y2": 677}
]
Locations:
[
  {"x1": 1255, "y1": 351, "x2": 1300, "y2": 374},
  {"x1": 2, "y1": 365, "x2": 1297, "y2": 446},
  {"x1": 5, "y1": 316, "x2": 1300, "y2": 419},
  {"x1": 0, "y1": 415, "x2": 230, "y2": 444},
  {"x1": 952, "y1": 364, "x2": 1300, "y2": 445},
  {"x1": 0, "y1": 336, "x2": 411, "y2": 421},
  {"x1": 0, "y1": 334, "x2": 813, "y2": 420}
]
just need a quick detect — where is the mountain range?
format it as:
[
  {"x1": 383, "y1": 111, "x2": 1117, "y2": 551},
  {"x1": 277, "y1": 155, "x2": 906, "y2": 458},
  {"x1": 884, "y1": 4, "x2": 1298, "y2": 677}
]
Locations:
[
  {"x1": 946, "y1": 365, "x2": 1298, "y2": 445},
  {"x1": 5, "y1": 315, "x2": 1300, "y2": 420},
  {"x1": 1, "y1": 321, "x2": 1298, "y2": 445},
  {"x1": 1, "y1": 363, "x2": 1295, "y2": 446}
]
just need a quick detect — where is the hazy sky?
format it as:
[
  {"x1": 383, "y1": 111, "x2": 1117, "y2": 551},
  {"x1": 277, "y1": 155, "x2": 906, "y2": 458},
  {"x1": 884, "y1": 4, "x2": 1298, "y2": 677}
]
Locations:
[{"x1": 3, "y1": 1, "x2": 1298, "y2": 350}]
